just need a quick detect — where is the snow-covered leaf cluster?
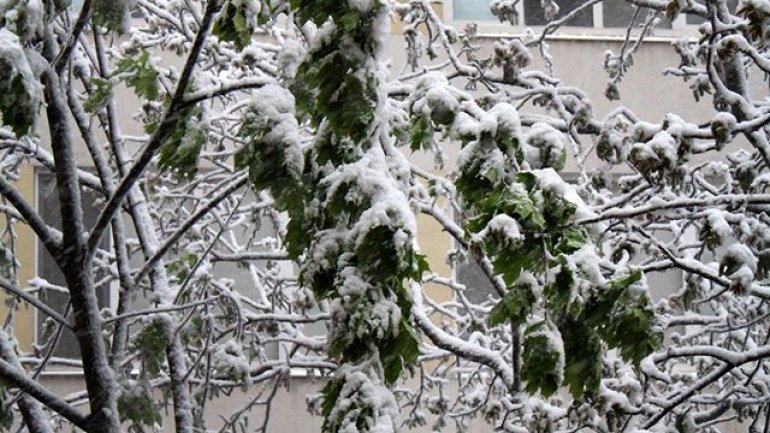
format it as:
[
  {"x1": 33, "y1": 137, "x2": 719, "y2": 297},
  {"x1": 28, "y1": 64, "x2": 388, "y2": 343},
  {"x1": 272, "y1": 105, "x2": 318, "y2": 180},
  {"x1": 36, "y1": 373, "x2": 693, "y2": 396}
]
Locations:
[{"x1": 0, "y1": 0, "x2": 769, "y2": 432}]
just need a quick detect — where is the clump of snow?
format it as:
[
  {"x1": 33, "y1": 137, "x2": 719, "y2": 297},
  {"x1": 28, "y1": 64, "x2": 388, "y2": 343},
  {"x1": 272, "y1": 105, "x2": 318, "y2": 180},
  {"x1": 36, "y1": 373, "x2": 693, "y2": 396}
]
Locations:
[
  {"x1": 478, "y1": 102, "x2": 522, "y2": 145},
  {"x1": 631, "y1": 121, "x2": 659, "y2": 142},
  {"x1": 523, "y1": 123, "x2": 567, "y2": 170},
  {"x1": 711, "y1": 111, "x2": 736, "y2": 144},
  {"x1": 569, "y1": 245, "x2": 607, "y2": 287},
  {"x1": 0, "y1": 28, "x2": 41, "y2": 130},
  {"x1": 0, "y1": 0, "x2": 44, "y2": 41},
  {"x1": 331, "y1": 267, "x2": 402, "y2": 342},
  {"x1": 348, "y1": 0, "x2": 374, "y2": 13},
  {"x1": 245, "y1": 84, "x2": 304, "y2": 177},
  {"x1": 740, "y1": 0, "x2": 770, "y2": 16},
  {"x1": 451, "y1": 111, "x2": 479, "y2": 139},
  {"x1": 276, "y1": 37, "x2": 305, "y2": 79},
  {"x1": 231, "y1": 0, "x2": 261, "y2": 27},
  {"x1": 325, "y1": 362, "x2": 400, "y2": 433},
  {"x1": 630, "y1": 130, "x2": 677, "y2": 174},
  {"x1": 522, "y1": 397, "x2": 568, "y2": 433},
  {"x1": 719, "y1": 244, "x2": 758, "y2": 289},
  {"x1": 529, "y1": 326, "x2": 565, "y2": 385},
  {"x1": 595, "y1": 126, "x2": 628, "y2": 164},
  {"x1": 458, "y1": 138, "x2": 508, "y2": 186},
  {"x1": 321, "y1": 152, "x2": 417, "y2": 249},
  {"x1": 640, "y1": 355, "x2": 670, "y2": 382},
  {"x1": 212, "y1": 340, "x2": 250, "y2": 380},
  {"x1": 491, "y1": 103, "x2": 522, "y2": 133},
  {"x1": 703, "y1": 209, "x2": 732, "y2": 246},
  {"x1": 490, "y1": 0, "x2": 521, "y2": 24},
  {"x1": 410, "y1": 72, "x2": 469, "y2": 127},
  {"x1": 476, "y1": 214, "x2": 524, "y2": 247},
  {"x1": 531, "y1": 168, "x2": 600, "y2": 225},
  {"x1": 516, "y1": 271, "x2": 541, "y2": 297}
]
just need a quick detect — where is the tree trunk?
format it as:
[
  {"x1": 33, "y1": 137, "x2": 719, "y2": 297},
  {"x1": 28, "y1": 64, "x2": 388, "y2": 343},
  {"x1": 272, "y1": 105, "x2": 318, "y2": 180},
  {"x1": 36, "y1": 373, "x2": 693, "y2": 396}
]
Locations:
[
  {"x1": 0, "y1": 331, "x2": 54, "y2": 433},
  {"x1": 43, "y1": 66, "x2": 122, "y2": 433}
]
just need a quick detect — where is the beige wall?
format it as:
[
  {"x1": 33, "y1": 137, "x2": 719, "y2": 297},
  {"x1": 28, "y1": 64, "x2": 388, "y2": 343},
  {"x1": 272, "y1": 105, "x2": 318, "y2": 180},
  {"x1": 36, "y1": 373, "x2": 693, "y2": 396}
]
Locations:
[{"x1": 1, "y1": 165, "x2": 37, "y2": 352}]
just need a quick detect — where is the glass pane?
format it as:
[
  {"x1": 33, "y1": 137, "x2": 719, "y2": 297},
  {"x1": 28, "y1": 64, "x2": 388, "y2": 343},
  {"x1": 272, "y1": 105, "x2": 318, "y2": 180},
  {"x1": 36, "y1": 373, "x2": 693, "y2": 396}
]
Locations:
[
  {"x1": 524, "y1": 0, "x2": 593, "y2": 26},
  {"x1": 686, "y1": 0, "x2": 738, "y2": 25},
  {"x1": 456, "y1": 260, "x2": 496, "y2": 304},
  {"x1": 603, "y1": 0, "x2": 672, "y2": 28},
  {"x1": 37, "y1": 172, "x2": 110, "y2": 360},
  {"x1": 453, "y1": 0, "x2": 496, "y2": 20}
]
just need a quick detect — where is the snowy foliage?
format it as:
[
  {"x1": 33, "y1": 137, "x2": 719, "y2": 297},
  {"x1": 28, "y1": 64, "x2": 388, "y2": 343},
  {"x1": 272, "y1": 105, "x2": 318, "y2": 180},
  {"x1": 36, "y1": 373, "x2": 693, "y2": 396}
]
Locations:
[{"x1": 0, "y1": 0, "x2": 769, "y2": 433}]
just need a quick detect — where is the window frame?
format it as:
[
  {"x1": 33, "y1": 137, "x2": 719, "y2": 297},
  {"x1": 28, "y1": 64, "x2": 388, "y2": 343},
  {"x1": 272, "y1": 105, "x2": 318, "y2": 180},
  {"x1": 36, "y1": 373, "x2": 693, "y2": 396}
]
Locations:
[
  {"x1": 33, "y1": 168, "x2": 119, "y2": 367},
  {"x1": 444, "y1": 0, "x2": 697, "y2": 39}
]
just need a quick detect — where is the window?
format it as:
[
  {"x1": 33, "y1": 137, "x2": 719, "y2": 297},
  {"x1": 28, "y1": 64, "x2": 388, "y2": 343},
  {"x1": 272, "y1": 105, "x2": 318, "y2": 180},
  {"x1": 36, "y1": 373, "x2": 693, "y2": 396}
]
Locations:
[
  {"x1": 602, "y1": 0, "x2": 671, "y2": 28},
  {"x1": 523, "y1": 0, "x2": 594, "y2": 27},
  {"x1": 456, "y1": 259, "x2": 497, "y2": 304},
  {"x1": 685, "y1": 0, "x2": 737, "y2": 24},
  {"x1": 36, "y1": 172, "x2": 112, "y2": 359},
  {"x1": 451, "y1": 0, "x2": 676, "y2": 29},
  {"x1": 454, "y1": 0, "x2": 497, "y2": 21}
]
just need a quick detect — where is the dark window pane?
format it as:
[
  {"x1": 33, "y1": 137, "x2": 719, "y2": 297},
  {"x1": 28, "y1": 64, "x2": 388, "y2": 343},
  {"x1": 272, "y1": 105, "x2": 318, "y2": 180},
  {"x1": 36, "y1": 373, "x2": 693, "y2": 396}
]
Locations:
[
  {"x1": 454, "y1": 0, "x2": 496, "y2": 20},
  {"x1": 524, "y1": 0, "x2": 593, "y2": 26},
  {"x1": 686, "y1": 0, "x2": 738, "y2": 25},
  {"x1": 603, "y1": 0, "x2": 672, "y2": 28},
  {"x1": 456, "y1": 260, "x2": 496, "y2": 304},
  {"x1": 37, "y1": 172, "x2": 110, "y2": 360}
]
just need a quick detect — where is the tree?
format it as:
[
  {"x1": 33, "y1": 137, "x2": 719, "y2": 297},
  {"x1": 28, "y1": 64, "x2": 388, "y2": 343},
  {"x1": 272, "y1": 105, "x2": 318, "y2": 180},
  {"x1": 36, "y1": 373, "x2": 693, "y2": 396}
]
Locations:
[{"x1": 0, "y1": 0, "x2": 769, "y2": 432}]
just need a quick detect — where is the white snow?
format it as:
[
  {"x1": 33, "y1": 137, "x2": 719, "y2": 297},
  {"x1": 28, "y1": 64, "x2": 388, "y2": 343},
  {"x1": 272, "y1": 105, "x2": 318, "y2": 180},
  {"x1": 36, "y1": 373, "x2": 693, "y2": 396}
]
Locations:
[
  {"x1": 476, "y1": 213, "x2": 524, "y2": 246},
  {"x1": 523, "y1": 123, "x2": 567, "y2": 170}
]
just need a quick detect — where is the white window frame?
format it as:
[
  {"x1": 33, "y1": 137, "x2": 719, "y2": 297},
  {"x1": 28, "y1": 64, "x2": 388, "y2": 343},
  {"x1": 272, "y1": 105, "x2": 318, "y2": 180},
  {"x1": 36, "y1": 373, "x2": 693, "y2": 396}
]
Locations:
[{"x1": 443, "y1": 0, "x2": 696, "y2": 40}]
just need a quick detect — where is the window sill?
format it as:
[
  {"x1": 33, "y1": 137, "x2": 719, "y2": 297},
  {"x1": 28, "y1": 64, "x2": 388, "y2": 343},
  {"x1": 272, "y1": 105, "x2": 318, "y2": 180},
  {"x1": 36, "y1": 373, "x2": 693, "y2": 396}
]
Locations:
[{"x1": 35, "y1": 367, "x2": 328, "y2": 379}]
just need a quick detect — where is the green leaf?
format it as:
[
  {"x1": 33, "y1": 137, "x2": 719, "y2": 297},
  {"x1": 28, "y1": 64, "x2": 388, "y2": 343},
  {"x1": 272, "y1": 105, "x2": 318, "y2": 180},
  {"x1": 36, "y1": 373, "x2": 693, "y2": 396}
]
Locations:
[
  {"x1": 515, "y1": 171, "x2": 538, "y2": 190},
  {"x1": 339, "y1": 9, "x2": 361, "y2": 32},
  {"x1": 117, "y1": 380, "x2": 163, "y2": 428},
  {"x1": 556, "y1": 227, "x2": 587, "y2": 255},
  {"x1": 93, "y1": 0, "x2": 130, "y2": 33},
  {"x1": 489, "y1": 282, "x2": 536, "y2": 327},
  {"x1": 560, "y1": 318, "x2": 602, "y2": 398},
  {"x1": 491, "y1": 244, "x2": 543, "y2": 285},
  {"x1": 521, "y1": 329, "x2": 563, "y2": 397},
  {"x1": 157, "y1": 107, "x2": 206, "y2": 179},
  {"x1": 212, "y1": 0, "x2": 254, "y2": 50},
  {"x1": 320, "y1": 378, "x2": 344, "y2": 421},
  {"x1": 411, "y1": 252, "x2": 431, "y2": 281},
  {"x1": 130, "y1": 320, "x2": 169, "y2": 376},
  {"x1": 489, "y1": 301, "x2": 509, "y2": 326},
  {"x1": 380, "y1": 319, "x2": 420, "y2": 384},
  {"x1": 166, "y1": 252, "x2": 199, "y2": 282},
  {"x1": 115, "y1": 51, "x2": 159, "y2": 101},
  {"x1": 602, "y1": 290, "x2": 663, "y2": 366},
  {"x1": 294, "y1": 38, "x2": 379, "y2": 144},
  {"x1": 0, "y1": 55, "x2": 38, "y2": 137},
  {"x1": 544, "y1": 257, "x2": 578, "y2": 316},
  {"x1": 408, "y1": 115, "x2": 432, "y2": 152},
  {"x1": 355, "y1": 225, "x2": 404, "y2": 282},
  {"x1": 514, "y1": 197, "x2": 546, "y2": 230},
  {"x1": 84, "y1": 77, "x2": 113, "y2": 114},
  {"x1": 610, "y1": 269, "x2": 642, "y2": 290}
]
